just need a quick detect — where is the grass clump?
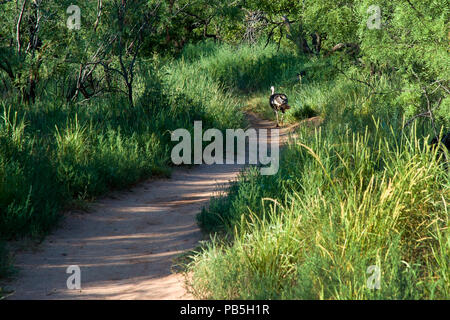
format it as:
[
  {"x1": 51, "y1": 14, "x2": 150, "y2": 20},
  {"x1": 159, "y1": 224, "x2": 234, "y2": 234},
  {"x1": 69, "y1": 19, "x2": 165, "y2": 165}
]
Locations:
[{"x1": 191, "y1": 123, "x2": 449, "y2": 299}]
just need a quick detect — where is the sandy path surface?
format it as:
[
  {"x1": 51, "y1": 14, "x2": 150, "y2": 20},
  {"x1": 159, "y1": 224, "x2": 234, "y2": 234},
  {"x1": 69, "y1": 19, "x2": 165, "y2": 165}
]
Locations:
[{"x1": 2, "y1": 114, "x2": 296, "y2": 300}]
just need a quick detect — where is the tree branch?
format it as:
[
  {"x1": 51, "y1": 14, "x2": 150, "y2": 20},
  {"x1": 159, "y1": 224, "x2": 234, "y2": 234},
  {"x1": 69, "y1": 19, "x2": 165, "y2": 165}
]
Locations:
[{"x1": 16, "y1": 0, "x2": 28, "y2": 55}]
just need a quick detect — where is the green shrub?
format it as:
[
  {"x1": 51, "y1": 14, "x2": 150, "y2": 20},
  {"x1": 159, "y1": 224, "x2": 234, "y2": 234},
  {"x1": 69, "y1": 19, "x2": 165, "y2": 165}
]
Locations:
[
  {"x1": 188, "y1": 42, "x2": 448, "y2": 300},
  {"x1": 0, "y1": 52, "x2": 245, "y2": 244}
]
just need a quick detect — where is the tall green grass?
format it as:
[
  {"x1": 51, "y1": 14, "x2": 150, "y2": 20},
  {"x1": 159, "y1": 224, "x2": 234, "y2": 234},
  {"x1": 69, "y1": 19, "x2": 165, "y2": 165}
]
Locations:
[
  {"x1": 187, "y1": 42, "x2": 449, "y2": 300},
  {"x1": 191, "y1": 123, "x2": 449, "y2": 299},
  {"x1": 0, "y1": 51, "x2": 244, "y2": 276}
]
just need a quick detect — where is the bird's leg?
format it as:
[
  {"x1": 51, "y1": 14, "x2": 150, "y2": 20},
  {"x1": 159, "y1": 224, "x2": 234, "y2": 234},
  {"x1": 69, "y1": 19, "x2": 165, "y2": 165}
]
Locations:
[
  {"x1": 281, "y1": 113, "x2": 285, "y2": 126},
  {"x1": 275, "y1": 111, "x2": 279, "y2": 127}
]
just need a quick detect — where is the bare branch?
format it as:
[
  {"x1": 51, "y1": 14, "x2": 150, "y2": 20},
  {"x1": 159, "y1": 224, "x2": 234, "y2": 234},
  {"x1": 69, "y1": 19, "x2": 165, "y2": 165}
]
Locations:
[
  {"x1": 403, "y1": 97, "x2": 443, "y2": 129},
  {"x1": 16, "y1": 0, "x2": 28, "y2": 55}
]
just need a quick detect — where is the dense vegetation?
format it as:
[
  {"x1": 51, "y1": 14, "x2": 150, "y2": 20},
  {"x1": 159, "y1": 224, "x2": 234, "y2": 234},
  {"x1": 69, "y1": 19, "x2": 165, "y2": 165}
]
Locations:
[
  {"x1": 185, "y1": 2, "x2": 449, "y2": 299},
  {"x1": 190, "y1": 44, "x2": 449, "y2": 299},
  {"x1": 0, "y1": 0, "x2": 448, "y2": 299},
  {"x1": 0, "y1": 0, "x2": 247, "y2": 274}
]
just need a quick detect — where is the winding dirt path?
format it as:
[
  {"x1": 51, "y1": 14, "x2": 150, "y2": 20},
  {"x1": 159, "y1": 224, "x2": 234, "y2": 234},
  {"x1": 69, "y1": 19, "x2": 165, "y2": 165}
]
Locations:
[{"x1": 2, "y1": 114, "x2": 296, "y2": 300}]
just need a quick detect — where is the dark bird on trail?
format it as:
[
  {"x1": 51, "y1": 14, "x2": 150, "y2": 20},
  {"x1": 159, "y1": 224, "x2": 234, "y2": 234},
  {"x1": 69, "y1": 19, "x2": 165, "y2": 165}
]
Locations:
[{"x1": 270, "y1": 86, "x2": 291, "y2": 127}]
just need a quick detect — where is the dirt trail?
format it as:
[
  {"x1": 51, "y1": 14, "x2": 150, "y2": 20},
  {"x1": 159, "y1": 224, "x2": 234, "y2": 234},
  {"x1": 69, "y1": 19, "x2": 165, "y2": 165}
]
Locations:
[{"x1": 3, "y1": 114, "x2": 296, "y2": 300}]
